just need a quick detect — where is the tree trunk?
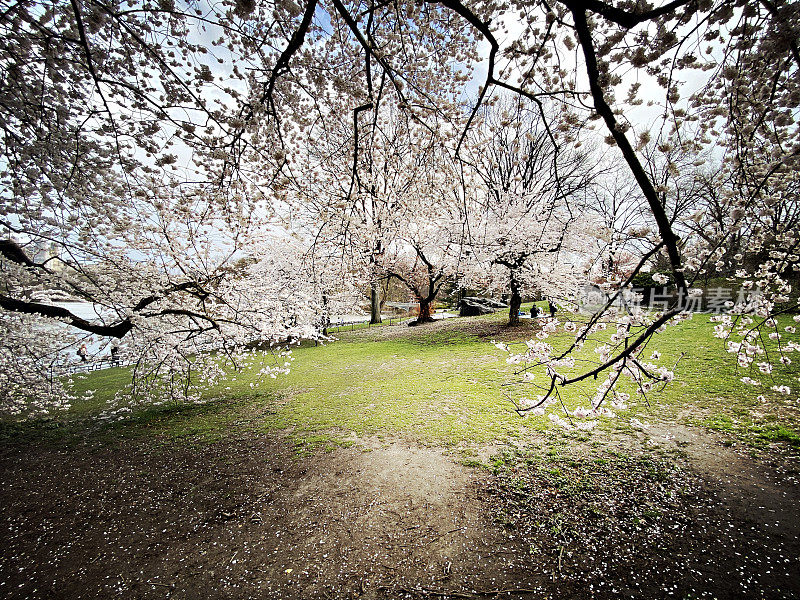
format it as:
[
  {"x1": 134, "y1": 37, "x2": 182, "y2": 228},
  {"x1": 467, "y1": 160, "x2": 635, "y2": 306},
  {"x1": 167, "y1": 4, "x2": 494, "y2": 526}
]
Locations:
[
  {"x1": 508, "y1": 284, "x2": 521, "y2": 326},
  {"x1": 413, "y1": 269, "x2": 440, "y2": 324},
  {"x1": 319, "y1": 293, "x2": 330, "y2": 341},
  {"x1": 370, "y1": 283, "x2": 382, "y2": 324},
  {"x1": 416, "y1": 297, "x2": 435, "y2": 323}
]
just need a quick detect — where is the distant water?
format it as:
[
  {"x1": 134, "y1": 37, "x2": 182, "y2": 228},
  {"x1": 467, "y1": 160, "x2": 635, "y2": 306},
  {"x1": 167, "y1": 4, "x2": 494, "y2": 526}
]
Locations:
[
  {"x1": 329, "y1": 311, "x2": 457, "y2": 325},
  {"x1": 46, "y1": 303, "x2": 385, "y2": 329},
  {"x1": 40, "y1": 303, "x2": 450, "y2": 360},
  {"x1": 45, "y1": 302, "x2": 112, "y2": 358},
  {"x1": 50, "y1": 301, "x2": 109, "y2": 321}
]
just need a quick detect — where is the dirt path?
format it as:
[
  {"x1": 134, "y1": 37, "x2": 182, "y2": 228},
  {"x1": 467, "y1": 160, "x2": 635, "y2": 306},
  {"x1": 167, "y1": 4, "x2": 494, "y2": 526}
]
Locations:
[
  {"x1": 1, "y1": 427, "x2": 798, "y2": 599},
  {"x1": 0, "y1": 435, "x2": 530, "y2": 599},
  {"x1": 649, "y1": 422, "x2": 800, "y2": 540}
]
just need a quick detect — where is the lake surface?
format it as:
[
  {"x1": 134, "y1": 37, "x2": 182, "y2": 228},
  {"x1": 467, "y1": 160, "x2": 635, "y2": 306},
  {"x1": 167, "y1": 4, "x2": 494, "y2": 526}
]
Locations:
[
  {"x1": 39, "y1": 301, "x2": 455, "y2": 367},
  {"x1": 45, "y1": 302, "x2": 393, "y2": 349},
  {"x1": 52, "y1": 301, "x2": 387, "y2": 325}
]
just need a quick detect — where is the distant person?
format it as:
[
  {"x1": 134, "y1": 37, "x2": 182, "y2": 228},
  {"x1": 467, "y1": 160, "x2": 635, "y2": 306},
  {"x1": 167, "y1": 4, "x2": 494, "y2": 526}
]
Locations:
[
  {"x1": 548, "y1": 300, "x2": 557, "y2": 318},
  {"x1": 110, "y1": 345, "x2": 119, "y2": 366},
  {"x1": 77, "y1": 343, "x2": 88, "y2": 362},
  {"x1": 531, "y1": 305, "x2": 540, "y2": 318}
]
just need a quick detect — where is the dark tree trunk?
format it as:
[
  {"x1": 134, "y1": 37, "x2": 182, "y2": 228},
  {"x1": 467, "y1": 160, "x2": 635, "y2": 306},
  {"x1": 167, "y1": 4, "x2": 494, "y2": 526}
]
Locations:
[
  {"x1": 508, "y1": 285, "x2": 522, "y2": 326},
  {"x1": 318, "y1": 294, "x2": 330, "y2": 343},
  {"x1": 416, "y1": 297, "x2": 435, "y2": 323},
  {"x1": 370, "y1": 283, "x2": 382, "y2": 324},
  {"x1": 413, "y1": 268, "x2": 441, "y2": 324}
]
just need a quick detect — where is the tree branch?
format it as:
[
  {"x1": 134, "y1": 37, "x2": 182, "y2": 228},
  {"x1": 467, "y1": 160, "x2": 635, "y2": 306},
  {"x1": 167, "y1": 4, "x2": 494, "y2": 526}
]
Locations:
[
  {"x1": 0, "y1": 294, "x2": 133, "y2": 338},
  {"x1": 570, "y1": 8, "x2": 687, "y2": 291}
]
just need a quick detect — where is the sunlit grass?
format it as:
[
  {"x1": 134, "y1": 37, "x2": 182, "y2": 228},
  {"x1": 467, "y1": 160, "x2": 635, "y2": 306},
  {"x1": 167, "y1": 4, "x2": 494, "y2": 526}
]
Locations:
[{"x1": 6, "y1": 304, "x2": 800, "y2": 451}]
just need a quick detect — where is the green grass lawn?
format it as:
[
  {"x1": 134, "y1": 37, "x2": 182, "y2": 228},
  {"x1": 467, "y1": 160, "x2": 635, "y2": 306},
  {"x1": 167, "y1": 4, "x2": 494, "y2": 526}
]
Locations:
[{"x1": 6, "y1": 305, "x2": 800, "y2": 451}]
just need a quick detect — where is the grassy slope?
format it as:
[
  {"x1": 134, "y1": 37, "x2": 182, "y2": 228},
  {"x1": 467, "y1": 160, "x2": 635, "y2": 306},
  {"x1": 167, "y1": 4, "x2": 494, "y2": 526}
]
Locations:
[{"x1": 9, "y1": 304, "x2": 800, "y2": 451}]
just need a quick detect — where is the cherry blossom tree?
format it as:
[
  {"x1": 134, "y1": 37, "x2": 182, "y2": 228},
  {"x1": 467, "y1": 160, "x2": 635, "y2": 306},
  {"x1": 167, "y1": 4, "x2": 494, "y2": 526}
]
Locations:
[
  {"x1": 297, "y1": 106, "x2": 468, "y2": 324},
  {"x1": 442, "y1": 0, "x2": 800, "y2": 415},
  {"x1": 1, "y1": 178, "x2": 328, "y2": 415},
  {"x1": 460, "y1": 96, "x2": 597, "y2": 324},
  {"x1": 585, "y1": 173, "x2": 651, "y2": 283},
  {"x1": 282, "y1": 0, "x2": 799, "y2": 415},
  {"x1": 381, "y1": 198, "x2": 466, "y2": 324},
  {"x1": 0, "y1": 0, "x2": 301, "y2": 413}
]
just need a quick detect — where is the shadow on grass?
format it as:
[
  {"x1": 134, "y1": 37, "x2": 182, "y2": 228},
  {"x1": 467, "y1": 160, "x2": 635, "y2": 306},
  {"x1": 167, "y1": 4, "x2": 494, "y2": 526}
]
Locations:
[{"x1": 0, "y1": 393, "x2": 275, "y2": 449}]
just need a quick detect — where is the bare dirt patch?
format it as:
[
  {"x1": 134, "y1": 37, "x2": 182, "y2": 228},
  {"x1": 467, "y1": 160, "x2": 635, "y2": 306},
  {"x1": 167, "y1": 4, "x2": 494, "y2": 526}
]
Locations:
[
  {"x1": 649, "y1": 422, "x2": 800, "y2": 537},
  {"x1": 0, "y1": 434, "x2": 527, "y2": 599},
  {"x1": 1, "y1": 426, "x2": 798, "y2": 599}
]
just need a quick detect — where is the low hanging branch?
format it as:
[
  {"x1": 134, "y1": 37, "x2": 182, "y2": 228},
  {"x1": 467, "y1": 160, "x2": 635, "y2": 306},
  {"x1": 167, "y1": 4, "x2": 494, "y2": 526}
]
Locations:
[
  {"x1": 0, "y1": 236, "x2": 222, "y2": 339},
  {"x1": 0, "y1": 294, "x2": 134, "y2": 338}
]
